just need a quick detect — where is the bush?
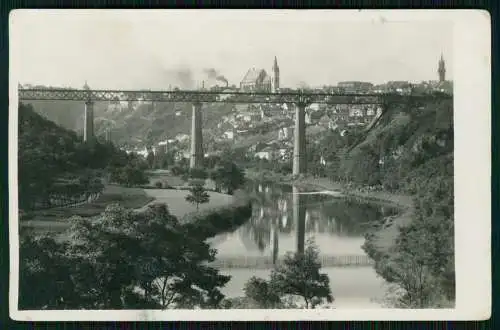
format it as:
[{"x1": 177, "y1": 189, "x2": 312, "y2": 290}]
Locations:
[{"x1": 154, "y1": 181, "x2": 163, "y2": 189}]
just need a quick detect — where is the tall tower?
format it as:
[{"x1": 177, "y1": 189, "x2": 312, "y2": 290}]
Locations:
[
  {"x1": 272, "y1": 56, "x2": 280, "y2": 93},
  {"x1": 438, "y1": 53, "x2": 446, "y2": 82}
]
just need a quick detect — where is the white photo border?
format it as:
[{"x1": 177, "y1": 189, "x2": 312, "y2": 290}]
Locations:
[{"x1": 8, "y1": 9, "x2": 492, "y2": 321}]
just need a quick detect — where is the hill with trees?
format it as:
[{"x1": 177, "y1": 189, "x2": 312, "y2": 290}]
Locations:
[{"x1": 18, "y1": 103, "x2": 147, "y2": 211}]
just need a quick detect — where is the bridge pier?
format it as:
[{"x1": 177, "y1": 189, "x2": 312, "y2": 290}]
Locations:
[
  {"x1": 83, "y1": 100, "x2": 94, "y2": 142},
  {"x1": 293, "y1": 103, "x2": 306, "y2": 176},
  {"x1": 293, "y1": 186, "x2": 306, "y2": 254},
  {"x1": 190, "y1": 102, "x2": 203, "y2": 169}
]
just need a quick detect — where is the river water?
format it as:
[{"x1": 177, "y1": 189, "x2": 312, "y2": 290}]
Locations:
[{"x1": 211, "y1": 181, "x2": 399, "y2": 308}]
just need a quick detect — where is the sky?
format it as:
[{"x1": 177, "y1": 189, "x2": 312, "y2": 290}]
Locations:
[{"x1": 11, "y1": 10, "x2": 454, "y2": 90}]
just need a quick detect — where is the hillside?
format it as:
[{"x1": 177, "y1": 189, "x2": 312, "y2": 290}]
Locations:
[
  {"x1": 25, "y1": 98, "x2": 234, "y2": 147},
  {"x1": 18, "y1": 103, "x2": 127, "y2": 210},
  {"x1": 338, "y1": 98, "x2": 453, "y2": 191},
  {"x1": 344, "y1": 98, "x2": 455, "y2": 306}
]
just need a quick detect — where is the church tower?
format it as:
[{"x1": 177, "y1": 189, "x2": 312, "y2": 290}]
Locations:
[
  {"x1": 272, "y1": 56, "x2": 280, "y2": 93},
  {"x1": 438, "y1": 53, "x2": 446, "y2": 82}
]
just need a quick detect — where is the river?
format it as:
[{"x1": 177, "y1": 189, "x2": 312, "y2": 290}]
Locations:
[{"x1": 211, "y1": 181, "x2": 399, "y2": 308}]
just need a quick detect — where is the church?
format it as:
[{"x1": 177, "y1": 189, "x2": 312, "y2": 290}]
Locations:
[{"x1": 240, "y1": 56, "x2": 280, "y2": 93}]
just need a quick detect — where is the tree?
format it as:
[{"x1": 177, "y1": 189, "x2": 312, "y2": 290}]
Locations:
[
  {"x1": 210, "y1": 161, "x2": 245, "y2": 195},
  {"x1": 110, "y1": 165, "x2": 149, "y2": 187},
  {"x1": 185, "y1": 184, "x2": 210, "y2": 211},
  {"x1": 130, "y1": 204, "x2": 230, "y2": 309},
  {"x1": 146, "y1": 150, "x2": 155, "y2": 169},
  {"x1": 189, "y1": 167, "x2": 208, "y2": 180},
  {"x1": 56, "y1": 203, "x2": 230, "y2": 309},
  {"x1": 243, "y1": 276, "x2": 282, "y2": 308},
  {"x1": 19, "y1": 235, "x2": 77, "y2": 309},
  {"x1": 269, "y1": 239, "x2": 334, "y2": 308},
  {"x1": 363, "y1": 162, "x2": 455, "y2": 308}
]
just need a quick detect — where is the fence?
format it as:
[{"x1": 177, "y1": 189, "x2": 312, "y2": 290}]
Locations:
[
  {"x1": 29, "y1": 192, "x2": 101, "y2": 211},
  {"x1": 209, "y1": 254, "x2": 374, "y2": 269}
]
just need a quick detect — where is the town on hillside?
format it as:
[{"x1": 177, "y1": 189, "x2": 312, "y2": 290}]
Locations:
[{"x1": 121, "y1": 54, "x2": 452, "y2": 167}]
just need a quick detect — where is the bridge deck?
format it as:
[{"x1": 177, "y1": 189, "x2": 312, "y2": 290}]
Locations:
[{"x1": 18, "y1": 88, "x2": 451, "y2": 104}]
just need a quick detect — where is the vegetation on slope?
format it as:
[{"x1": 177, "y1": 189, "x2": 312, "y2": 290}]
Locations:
[
  {"x1": 348, "y1": 99, "x2": 454, "y2": 307},
  {"x1": 301, "y1": 98, "x2": 454, "y2": 307},
  {"x1": 18, "y1": 103, "x2": 149, "y2": 211}
]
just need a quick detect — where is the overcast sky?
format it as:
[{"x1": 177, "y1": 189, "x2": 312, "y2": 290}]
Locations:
[{"x1": 11, "y1": 10, "x2": 453, "y2": 90}]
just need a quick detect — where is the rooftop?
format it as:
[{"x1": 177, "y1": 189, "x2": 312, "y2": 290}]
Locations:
[{"x1": 241, "y1": 68, "x2": 268, "y2": 84}]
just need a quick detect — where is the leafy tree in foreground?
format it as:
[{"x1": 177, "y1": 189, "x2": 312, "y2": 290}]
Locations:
[
  {"x1": 242, "y1": 239, "x2": 333, "y2": 309},
  {"x1": 269, "y1": 239, "x2": 334, "y2": 308},
  {"x1": 185, "y1": 184, "x2": 210, "y2": 211},
  {"x1": 19, "y1": 235, "x2": 77, "y2": 309},
  {"x1": 243, "y1": 276, "x2": 282, "y2": 308},
  {"x1": 131, "y1": 204, "x2": 229, "y2": 309},
  {"x1": 20, "y1": 203, "x2": 230, "y2": 309}
]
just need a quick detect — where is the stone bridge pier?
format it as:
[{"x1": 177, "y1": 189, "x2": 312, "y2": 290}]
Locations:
[
  {"x1": 293, "y1": 100, "x2": 308, "y2": 176},
  {"x1": 190, "y1": 102, "x2": 204, "y2": 168},
  {"x1": 83, "y1": 100, "x2": 94, "y2": 142}
]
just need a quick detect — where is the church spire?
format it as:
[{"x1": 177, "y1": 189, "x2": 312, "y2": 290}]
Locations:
[
  {"x1": 438, "y1": 53, "x2": 446, "y2": 82},
  {"x1": 272, "y1": 56, "x2": 280, "y2": 93}
]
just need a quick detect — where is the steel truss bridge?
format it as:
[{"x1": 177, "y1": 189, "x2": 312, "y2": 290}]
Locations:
[
  {"x1": 17, "y1": 88, "x2": 451, "y2": 106},
  {"x1": 17, "y1": 87, "x2": 452, "y2": 174}
]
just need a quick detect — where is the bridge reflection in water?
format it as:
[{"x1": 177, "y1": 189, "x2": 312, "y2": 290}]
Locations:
[{"x1": 210, "y1": 184, "x2": 384, "y2": 270}]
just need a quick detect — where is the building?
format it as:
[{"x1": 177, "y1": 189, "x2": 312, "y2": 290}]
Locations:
[
  {"x1": 240, "y1": 57, "x2": 280, "y2": 92},
  {"x1": 317, "y1": 114, "x2": 332, "y2": 128},
  {"x1": 337, "y1": 81, "x2": 374, "y2": 94},
  {"x1": 175, "y1": 134, "x2": 190, "y2": 143},
  {"x1": 349, "y1": 106, "x2": 364, "y2": 117},
  {"x1": 386, "y1": 81, "x2": 412, "y2": 94},
  {"x1": 240, "y1": 68, "x2": 271, "y2": 92},
  {"x1": 254, "y1": 147, "x2": 274, "y2": 161},
  {"x1": 156, "y1": 141, "x2": 168, "y2": 155},
  {"x1": 223, "y1": 130, "x2": 235, "y2": 140},
  {"x1": 278, "y1": 126, "x2": 293, "y2": 140},
  {"x1": 237, "y1": 110, "x2": 261, "y2": 123}
]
